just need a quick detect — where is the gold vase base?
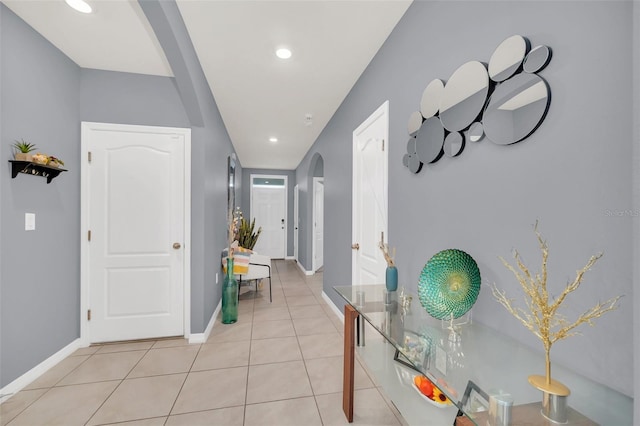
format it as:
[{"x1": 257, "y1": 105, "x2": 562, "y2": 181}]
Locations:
[{"x1": 528, "y1": 375, "x2": 570, "y2": 424}]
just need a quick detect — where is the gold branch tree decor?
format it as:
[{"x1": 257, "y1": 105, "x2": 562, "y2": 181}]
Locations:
[{"x1": 491, "y1": 224, "x2": 621, "y2": 396}]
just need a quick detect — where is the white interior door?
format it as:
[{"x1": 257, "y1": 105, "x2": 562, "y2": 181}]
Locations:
[
  {"x1": 251, "y1": 175, "x2": 287, "y2": 258},
  {"x1": 294, "y1": 184, "x2": 299, "y2": 262},
  {"x1": 352, "y1": 101, "x2": 389, "y2": 285},
  {"x1": 82, "y1": 122, "x2": 190, "y2": 343},
  {"x1": 313, "y1": 178, "x2": 324, "y2": 271}
]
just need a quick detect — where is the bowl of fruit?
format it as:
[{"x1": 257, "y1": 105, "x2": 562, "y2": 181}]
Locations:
[{"x1": 413, "y1": 375, "x2": 453, "y2": 407}]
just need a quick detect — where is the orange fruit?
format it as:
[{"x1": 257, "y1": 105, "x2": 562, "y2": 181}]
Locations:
[{"x1": 419, "y1": 378, "x2": 434, "y2": 397}]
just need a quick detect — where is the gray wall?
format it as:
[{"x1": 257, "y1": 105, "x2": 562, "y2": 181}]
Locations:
[
  {"x1": 1, "y1": 4, "x2": 81, "y2": 387},
  {"x1": 241, "y1": 168, "x2": 295, "y2": 258},
  {"x1": 297, "y1": 0, "x2": 636, "y2": 400},
  {"x1": 1, "y1": 0, "x2": 235, "y2": 387}
]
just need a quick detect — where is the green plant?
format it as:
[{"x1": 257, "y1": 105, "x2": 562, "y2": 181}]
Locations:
[
  {"x1": 237, "y1": 217, "x2": 262, "y2": 250},
  {"x1": 12, "y1": 139, "x2": 37, "y2": 153}
]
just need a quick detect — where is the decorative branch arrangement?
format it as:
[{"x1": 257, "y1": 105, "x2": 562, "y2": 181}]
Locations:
[
  {"x1": 491, "y1": 223, "x2": 621, "y2": 392},
  {"x1": 379, "y1": 242, "x2": 396, "y2": 267}
]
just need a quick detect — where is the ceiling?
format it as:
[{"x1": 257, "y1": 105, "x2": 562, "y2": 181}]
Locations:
[{"x1": 3, "y1": 0, "x2": 412, "y2": 170}]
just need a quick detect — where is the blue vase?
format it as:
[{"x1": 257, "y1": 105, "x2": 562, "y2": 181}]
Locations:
[
  {"x1": 222, "y1": 257, "x2": 238, "y2": 324},
  {"x1": 386, "y1": 266, "x2": 398, "y2": 292}
]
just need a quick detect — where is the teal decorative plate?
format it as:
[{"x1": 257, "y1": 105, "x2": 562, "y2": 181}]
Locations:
[{"x1": 418, "y1": 249, "x2": 481, "y2": 319}]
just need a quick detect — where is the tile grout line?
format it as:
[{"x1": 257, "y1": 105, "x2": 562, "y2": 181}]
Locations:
[{"x1": 163, "y1": 339, "x2": 205, "y2": 424}]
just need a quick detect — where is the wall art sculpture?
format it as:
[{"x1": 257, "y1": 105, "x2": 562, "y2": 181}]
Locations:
[{"x1": 403, "y1": 35, "x2": 552, "y2": 173}]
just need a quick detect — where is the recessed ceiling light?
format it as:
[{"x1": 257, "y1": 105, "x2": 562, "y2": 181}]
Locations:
[
  {"x1": 65, "y1": 0, "x2": 92, "y2": 13},
  {"x1": 269, "y1": 137, "x2": 278, "y2": 143},
  {"x1": 275, "y1": 48, "x2": 292, "y2": 59}
]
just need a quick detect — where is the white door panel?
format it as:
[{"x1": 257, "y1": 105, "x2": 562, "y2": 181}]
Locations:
[
  {"x1": 251, "y1": 176, "x2": 287, "y2": 259},
  {"x1": 83, "y1": 123, "x2": 188, "y2": 343},
  {"x1": 353, "y1": 101, "x2": 389, "y2": 286}
]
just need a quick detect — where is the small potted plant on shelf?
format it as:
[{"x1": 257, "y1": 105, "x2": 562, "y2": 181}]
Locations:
[{"x1": 12, "y1": 139, "x2": 37, "y2": 161}]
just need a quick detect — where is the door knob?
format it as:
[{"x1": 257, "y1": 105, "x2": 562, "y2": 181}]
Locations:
[
  {"x1": 173, "y1": 243, "x2": 181, "y2": 249},
  {"x1": 351, "y1": 243, "x2": 360, "y2": 250}
]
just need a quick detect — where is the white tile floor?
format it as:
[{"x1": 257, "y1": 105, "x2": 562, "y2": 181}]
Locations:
[{"x1": 0, "y1": 260, "x2": 404, "y2": 426}]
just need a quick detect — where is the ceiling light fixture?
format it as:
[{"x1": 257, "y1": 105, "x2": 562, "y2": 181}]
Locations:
[
  {"x1": 269, "y1": 137, "x2": 278, "y2": 143},
  {"x1": 65, "y1": 0, "x2": 92, "y2": 13},
  {"x1": 275, "y1": 48, "x2": 292, "y2": 59}
]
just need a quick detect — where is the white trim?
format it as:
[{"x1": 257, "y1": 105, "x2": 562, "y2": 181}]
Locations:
[
  {"x1": 249, "y1": 173, "x2": 288, "y2": 259},
  {"x1": 188, "y1": 300, "x2": 221, "y2": 344},
  {"x1": 0, "y1": 338, "x2": 85, "y2": 403},
  {"x1": 322, "y1": 291, "x2": 344, "y2": 323},
  {"x1": 80, "y1": 122, "x2": 191, "y2": 344},
  {"x1": 312, "y1": 177, "x2": 324, "y2": 272},
  {"x1": 296, "y1": 260, "x2": 314, "y2": 276},
  {"x1": 285, "y1": 256, "x2": 295, "y2": 260},
  {"x1": 293, "y1": 184, "x2": 299, "y2": 263}
]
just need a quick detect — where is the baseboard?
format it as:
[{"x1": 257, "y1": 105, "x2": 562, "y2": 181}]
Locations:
[
  {"x1": 188, "y1": 300, "x2": 221, "y2": 344},
  {"x1": 285, "y1": 255, "x2": 295, "y2": 260},
  {"x1": 0, "y1": 338, "x2": 84, "y2": 403},
  {"x1": 296, "y1": 261, "x2": 314, "y2": 276},
  {"x1": 322, "y1": 291, "x2": 344, "y2": 323}
]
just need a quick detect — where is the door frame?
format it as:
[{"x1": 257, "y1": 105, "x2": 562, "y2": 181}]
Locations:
[
  {"x1": 249, "y1": 173, "x2": 288, "y2": 259},
  {"x1": 312, "y1": 177, "x2": 324, "y2": 272},
  {"x1": 293, "y1": 184, "x2": 299, "y2": 263},
  {"x1": 352, "y1": 101, "x2": 389, "y2": 285},
  {"x1": 80, "y1": 122, "x2": 191, "y2": 345}
]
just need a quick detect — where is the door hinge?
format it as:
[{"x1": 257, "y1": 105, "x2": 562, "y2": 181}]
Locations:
[
  {"x1": 382, "y1": 139, "x2": 385, "y2": 151},
  {"x1": 88, "y1": 230, "x2": 91, "y2": 241},
  {"x1": 88, "y1": 152, "x2": 92, "y2": 163},
  {"x1": 87, "y1": 309, "x2": 92, "y2": 321}
]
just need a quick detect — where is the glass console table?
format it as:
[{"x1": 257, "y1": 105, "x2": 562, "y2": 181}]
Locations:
[{"x1": 334, "y1": 285, "x2": 633, "y2": 425}]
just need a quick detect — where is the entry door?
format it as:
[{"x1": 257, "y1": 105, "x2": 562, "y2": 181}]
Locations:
[
  {"x1": 82, "y1": 122, "x2": 190, "y2": 343},
  {"x1": 313, "y1": 178, "x2": 324, "y2": 271},
  {"x1": 251, "y1": 175, "x2": 286, "y2": 259},
  {"x1": 352, "y1": 101, "x2": 389, "y2": 285},
  {"x1": 294, "y1": 184, "x2": 299, "y2": 262}
]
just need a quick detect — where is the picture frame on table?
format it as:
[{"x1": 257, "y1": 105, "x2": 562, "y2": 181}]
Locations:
[
  {"x1": 393, "y1": 330, "x2": 432, "y2": 373},
  {"x1": 454, "y1": 380, "x2": 489, "y2": 426}
]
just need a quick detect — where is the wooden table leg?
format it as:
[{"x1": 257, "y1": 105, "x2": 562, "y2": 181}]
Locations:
[{"x1": 343, "y1": 304, "x2": 358, "y2": 423}]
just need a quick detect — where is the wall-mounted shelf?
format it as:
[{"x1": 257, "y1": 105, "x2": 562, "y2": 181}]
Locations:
[{"x1": 9, "y1": 160, "x2": 67, "y2": 184}]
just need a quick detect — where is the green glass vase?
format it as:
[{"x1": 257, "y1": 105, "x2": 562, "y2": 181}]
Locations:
[{"x1": 222, "y1": 257, "x2": 238, "y2": 324}]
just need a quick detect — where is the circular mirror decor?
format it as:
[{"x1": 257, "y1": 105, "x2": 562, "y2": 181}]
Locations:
[
  {"x1": 420, "y1": 79, "x2": 444, "y2": 119},
  {"x1": 415, "y1": 117, "x2": 445, "y2": 164},
  {"x1": 408, "y1": 111, "x2": 423, "y2": 136},
  {"x1": 523, "y1": 45, "x2": 551, "y2": 73},
  {"x1": 407, "y1": 137, "x2": 417, "y2": 155},
  {"x1": 483, "y1": 73, "x2": 550, "y2": 145},
  {"x1": 489, "y1": 35, "x2": 529, "y2": 82},
  {"x1": 402, "y1": 153, "x2": 409, "y2": 168},
  {"x1": 408, "y1": 154, "x2": 423, "y2": 174},
  {"x1": 444, "y1": 132, "x2": 465, "y2": 157},
  {"x1": 468, "y1": 122, "x2": 484, "y2": 142},
  {"x1": 439, "y1": 61, "x2": 489, "y2": 132}
]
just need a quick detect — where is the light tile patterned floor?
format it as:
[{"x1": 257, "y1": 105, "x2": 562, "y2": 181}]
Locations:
[{"x1": 1, "y1": 260, "x2": 404, "y2": 426}]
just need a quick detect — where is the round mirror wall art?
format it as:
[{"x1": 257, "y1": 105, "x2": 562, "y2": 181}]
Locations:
[
  {"x1": 403, "y1": 35, "x2": 551, "y2": 174},
  {"x1": 523, "y1": 45, "x2": 551, "y2": 73},
  {"x1": 444, "y1": 132, "x2": 464, "y2": 157},
  {"x1": 415, "y1": 117, "x2": 445, "y2": 164},
  {"x1": 408, "y1": 111, "x2": 423, "y2": 136},
  {"x1": 439, "y1": 61, "x2": 490, "y2": 132},
  {"x1": 468, "y1": 122, "x2": 484, "y2": 142},
  {"x1": 488, "y1": 35, "x2": 529, "y2": 82},
  {"x1": 420, "y1": 79, "x2": 445, "y2": 119},
  {"x1": 418, "y1": 249, "x2": 481, "y2": 320},
  {"x1": 483, "y1": 73, "x2": 550, "y2": 145}
]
